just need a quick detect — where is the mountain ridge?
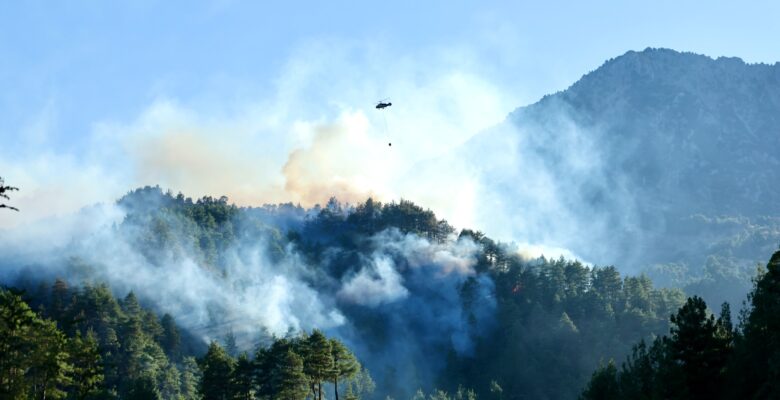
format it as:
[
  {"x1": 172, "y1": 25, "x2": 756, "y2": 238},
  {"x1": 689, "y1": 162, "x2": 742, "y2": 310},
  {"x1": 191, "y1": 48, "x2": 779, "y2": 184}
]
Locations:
[{"x1": 437, "y1": 47, "x2": 780, "y2": 308}]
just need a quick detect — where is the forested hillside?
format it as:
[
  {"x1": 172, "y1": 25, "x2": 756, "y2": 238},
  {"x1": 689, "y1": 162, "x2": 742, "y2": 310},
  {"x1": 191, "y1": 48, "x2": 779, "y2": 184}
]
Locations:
[
  {"x1": 581, "y1": 250, "x2": 780, "y2": 400},
  {"x1": 2, "y1": 282, "x2": 197, "y2": 398},
  {"x1": 1, "y1": 282, "x2": 371, "y2": 399},
  {"x1": 1, "y1": 187, "x2": 688, "y2": 399}
]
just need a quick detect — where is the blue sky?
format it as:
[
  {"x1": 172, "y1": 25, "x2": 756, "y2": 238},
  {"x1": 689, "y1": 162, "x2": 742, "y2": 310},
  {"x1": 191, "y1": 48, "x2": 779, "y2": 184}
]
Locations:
[{"x1": 1, "y1": 0, "x2": 778, "y2": 230}]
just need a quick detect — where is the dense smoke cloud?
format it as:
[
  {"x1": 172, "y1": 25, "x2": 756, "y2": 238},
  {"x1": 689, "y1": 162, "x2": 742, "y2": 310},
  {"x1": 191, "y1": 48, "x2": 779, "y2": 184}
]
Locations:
[
  {"x1": 0, "y1": 200, "x2": 495, "y2": 397},
  {"x1": 282, "y1": 112, "x2": 397, "y2": 206},
  {"x1": 0, "y1": 204, "x2": 344, "y2": 340},
  {"x1": 338, "y1": 256, "x2": 408, "y2": 307},
  {"x1": 0, "y1": 39, "x2": 517, "y2": 235}
]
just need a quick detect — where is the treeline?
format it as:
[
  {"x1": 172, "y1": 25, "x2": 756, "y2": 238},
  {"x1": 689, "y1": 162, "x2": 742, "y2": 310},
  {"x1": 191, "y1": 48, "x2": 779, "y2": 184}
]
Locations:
[
  {"x1": 289, "y1": 200, "x2": 688, "y2": 399},
  {"x1": 1, "y1": 280, "x2": 200, "y2": 399},
  {"x1": 200, "y1": 331, "x2": 374, "y2": 400},
  {"x1": 441, "y1": 243, "x2": 686, "y2": 400},
  {"x1": 111, "y1": 188, "x2": 691, "y2": 399},
  {"x1": 0, "y1": 280, "x2": 373, "y2": 400},
  {"x1": 581, "y1": 250, "x2": 780, "y2": 399},
  {"x1": 298, "y1": 197, "x2": 455, "y2": 245},
  {"x1": 116, "y1": 187, "x2": 456, "y2": 267},
  {"x1": 118, "y1": 187, "x2": 244, "y2": 267}
]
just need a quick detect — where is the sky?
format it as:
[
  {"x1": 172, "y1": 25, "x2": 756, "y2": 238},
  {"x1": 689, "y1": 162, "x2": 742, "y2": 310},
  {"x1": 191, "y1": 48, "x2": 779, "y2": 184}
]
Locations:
[{"x1": 1, "y1": 0, "x2": 779, "y2": 236}]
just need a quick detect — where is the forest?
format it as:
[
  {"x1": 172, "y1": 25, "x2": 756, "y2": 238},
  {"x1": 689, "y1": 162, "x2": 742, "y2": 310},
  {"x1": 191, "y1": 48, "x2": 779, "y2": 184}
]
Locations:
[
  {"x1": 0, "y1": 280, "x2": 373, "y2": 399},
  {"x1": 0, "y1": 186, "x2": 777, "y2": 399},
  {"x1": 581, "y1": 250, "x2": 780, "y2": 400}
]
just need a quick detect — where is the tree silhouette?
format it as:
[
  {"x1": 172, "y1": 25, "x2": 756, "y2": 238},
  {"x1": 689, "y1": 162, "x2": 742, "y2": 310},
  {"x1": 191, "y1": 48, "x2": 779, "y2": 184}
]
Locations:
[{"x1": 0, "y1": 176, "x2": 18, "y2": 211}]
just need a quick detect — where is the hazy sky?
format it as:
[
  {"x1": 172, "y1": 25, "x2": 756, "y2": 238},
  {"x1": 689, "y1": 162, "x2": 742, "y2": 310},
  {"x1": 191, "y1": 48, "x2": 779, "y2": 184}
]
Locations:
[{"x1": 1, "y1": 0, "x2": 778, "y2": 230}]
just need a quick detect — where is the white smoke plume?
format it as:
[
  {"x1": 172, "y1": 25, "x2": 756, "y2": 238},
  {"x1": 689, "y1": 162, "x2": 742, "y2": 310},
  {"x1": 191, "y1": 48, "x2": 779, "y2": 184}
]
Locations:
[{"x1": 0, "y1": 198, "x2": 495, "y2": 397}]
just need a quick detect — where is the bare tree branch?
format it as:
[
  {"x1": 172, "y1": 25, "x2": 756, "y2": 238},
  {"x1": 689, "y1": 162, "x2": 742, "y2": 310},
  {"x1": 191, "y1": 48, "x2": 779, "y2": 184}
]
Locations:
[{"x1": 0, "y1": 176, "x2": 19, "y2": 211}]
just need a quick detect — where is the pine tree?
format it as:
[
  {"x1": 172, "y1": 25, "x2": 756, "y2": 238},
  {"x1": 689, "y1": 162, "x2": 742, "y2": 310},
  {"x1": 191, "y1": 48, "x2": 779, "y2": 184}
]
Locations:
[
  {"x1": 200, "y1": 341, "x2": 236, "y2": 400},
  {"x1": 304, "y1": 330, "x2": 334, "y2": 400},
  {"x1": 159, "y1": 362, "x2": 183, "y2": 400},
  {"x1": 616, "y1": 340, "x2": 655, "y2": 400},
  {"x1": 121, "y1": 292, "x2": 142, "y2": 318},
  {"x1": 0, "y1": 289, "x2": 74, "y2": 399},
  {"x1": 580, "y1": 361, "x2": 619, "y2": 400},
  {"x1": 126, "y1": 375, "x2": 162, "y2": 400},
  {"x1": 161, "y1": 313, "x2": 181, "y2": 360},
  {"x1": 231, "y1": 352, "x2": 255, "y2": 400},
  {"x1": 28, "y1": 318, "x2": 73, "y2": 399},
  {"x1": 255, "y1": 338, "x2": 292, "y2": 398},
  {"x1": 50, "y1": 279, "x2": 70, "y2": 323},
  {"x1": 0, "y1": 288, "x2": 39, "y2": 397},
  {"x1": 667, "y1": 296, "x2": 731, "y2": 400},
  {"x1": 142, "y1": 310, "x2": 164, "y2": 342},
  {"x1": 180, "y1": 356, "x2": 201, "y2": 400},
  {"x1": 275, "y1": 350, "x2": 309, "y2": 400},
  {"x1": 329, "y1": 338, "x2": 360, "y2": 400},
  {"x1": 224, "y1": 330, "x2": 238, "y2": 357},
  {"x1": 68, "y1": 330, "x2": 104, "y2": 399},
  {"x1": 735, "y1": 250, "x2": 780, "y2": 397}
]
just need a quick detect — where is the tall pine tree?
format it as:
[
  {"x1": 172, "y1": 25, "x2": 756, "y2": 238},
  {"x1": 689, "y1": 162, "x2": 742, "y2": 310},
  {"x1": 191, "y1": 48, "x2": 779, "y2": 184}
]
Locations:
[{"x1": 199, "y1": 341, "x2": 236, "y2": 400}]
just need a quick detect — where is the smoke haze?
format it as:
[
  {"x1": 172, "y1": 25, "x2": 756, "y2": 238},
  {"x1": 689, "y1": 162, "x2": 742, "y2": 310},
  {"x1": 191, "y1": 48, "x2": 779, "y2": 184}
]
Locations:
[{"x1": 0, "y1": 196, "x2": 495, "y2": 397}]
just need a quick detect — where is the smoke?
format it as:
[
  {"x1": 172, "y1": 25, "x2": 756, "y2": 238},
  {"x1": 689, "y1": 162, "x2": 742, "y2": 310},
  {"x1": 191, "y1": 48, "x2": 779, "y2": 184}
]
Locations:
[
  {"x1": 282, "y1": 112, "x2": 398, "y2": 206},
  {"x1": 0, "y1": 38, "x2": 517, "y2": 231},
  {"x1": 403, "y1": 102, "x2": 644, "y2": 266},
  {"x1": 0, "y1": 198, "x2": 495, "y2": 397},
  {"x1": 0, "y1": 34, "x2": 632, "y2": 394},
  {"x1": 0, "y1": 203, "x2": 345, "y2": 341},
  {"x1": 331, "y1": 229, "x2": 495, "y2": 397},
  {"x1": 338, "y1": 256, "x2": 408, "y2": 306}
]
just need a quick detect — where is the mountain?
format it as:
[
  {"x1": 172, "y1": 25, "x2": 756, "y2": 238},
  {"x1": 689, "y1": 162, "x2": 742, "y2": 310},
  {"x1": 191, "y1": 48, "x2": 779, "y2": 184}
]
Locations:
[
  {"x1": 3, "y1": 48, "x2": 779, "y2": 399},
  {"x1": 450, "y1": 48, "x2": 780, "y2": 307}
]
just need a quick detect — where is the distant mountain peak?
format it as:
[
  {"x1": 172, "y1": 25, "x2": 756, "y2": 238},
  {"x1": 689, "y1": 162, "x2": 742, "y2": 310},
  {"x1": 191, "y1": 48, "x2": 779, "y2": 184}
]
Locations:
[{"x1": 458, "y1": 48, "x2": 780, "y2": 279}]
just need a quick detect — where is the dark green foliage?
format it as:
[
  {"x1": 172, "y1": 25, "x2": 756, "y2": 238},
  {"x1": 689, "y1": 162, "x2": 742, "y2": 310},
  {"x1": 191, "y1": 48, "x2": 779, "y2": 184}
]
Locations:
[
  {"x1": 224, "y1": 330, "x2": 238, "y2": 358},
  {"x1": 581, "y1": 251, "x2": 780, "y2": 399},
  {"x1": 729, "y1": 250, "x2": 780, "y2": 398},
  {"x1": 330, "y1": 338, "x2": 360, "y2": 400},
  {"x1": 126, "y1": 375, "x2": 162, "y2": 400},
  {"x1": 578, "y1": 295, "x2": 733, "y2": 399},
  {"x1": 255, "y1": 337, "x2": 294, "y2": 398},
  {"x1": 580, "y1": 362, "x2": 619, "y2": 400},
  {"x1": 666, "y1": 296, "x2": 731, "y2": 399},
  {"x1": 161, "y1": 313, "x2": 182, "y2": 360},
  {"x1": 1, "y1": 281, "x2": 197, "y2": 399},
  {"x1": 447, "y1": 255, "x2": 684, "y2": 400},
  {"x1": 67, "y1": 330, "x2": 104, "y2": 399},
  {"x1": 0, "y1": 288, "x2": 71, "y2": 398},
  {"x1": 26, "y1": 316, "x2": 72, "y2": 399},
  {"x1": 252, "y1": 333, "x2": 367, "y2": 400},
  {"x1": 304, "y1": 330, "x2": 334, "y2": 400},
  {"x1": 118, "y1": 186, "x2": 245, "y2": 268},
  {"x1": 282, "y1": 197, "x2": 683, "y2": 399},
  {"x1": 180, "y1": 356, "x2": 202, "y2": 400},
  {"x1": 275, "y1": 350, "x2": 310, "y2": 400},
  {"x1": 231, "y1": 352, "x2": 255, "y2": 400},
  {"x1": 297, "y1": 197, "x2": 455, "y2": 255},
  {"x1": 199, "y1": 341, "x2": 235, "y2": 400},
  {"x1": 6, "y1": 190, "x2": 741, "y2": 399}
]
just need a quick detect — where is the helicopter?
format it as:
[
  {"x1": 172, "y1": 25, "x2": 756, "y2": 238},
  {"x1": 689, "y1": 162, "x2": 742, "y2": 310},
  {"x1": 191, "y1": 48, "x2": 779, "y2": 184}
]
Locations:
[
  {"x1": 375, "y1": 99, "x2": 393, "y2": 146},
  {"x1": 375, "y1": 100, "x2": 392, "y2": 109}
]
